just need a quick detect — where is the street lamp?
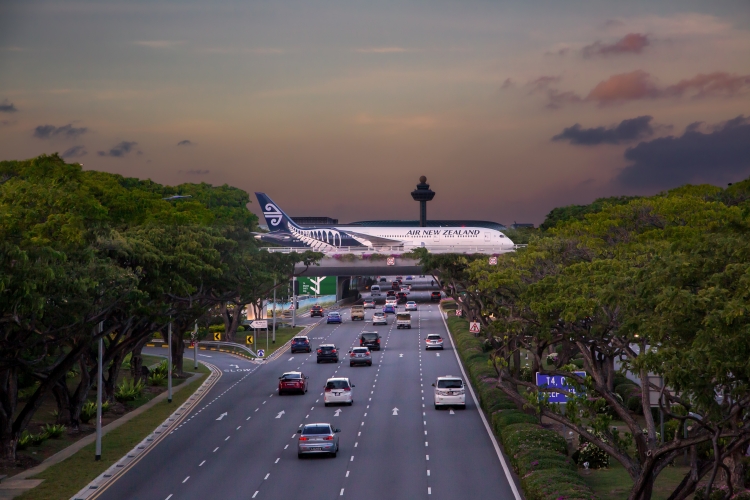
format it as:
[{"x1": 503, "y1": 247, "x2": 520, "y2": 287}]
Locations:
[{"x1": 162, "y1": 193, "x2": 192, "y2": 403}]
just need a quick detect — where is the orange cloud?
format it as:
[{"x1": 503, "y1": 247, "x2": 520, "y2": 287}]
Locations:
[
  {"x1": 582, "y1": 33, "x2": 650, "y2": 57},
  {"x1": 586, "y1": 70, "x2": 660, "y2": 103}
]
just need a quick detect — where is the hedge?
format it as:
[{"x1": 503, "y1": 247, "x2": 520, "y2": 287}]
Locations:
[{"x1": 444, "y1": 316, "x2": 598, "y2": 500}]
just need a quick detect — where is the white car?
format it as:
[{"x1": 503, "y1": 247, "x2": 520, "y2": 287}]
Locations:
[
  {"x1": 324, "y1": 377, "x2": 354, "y2": 406},
  {"x1": 400, "y1": 287, "x2": 410, "y2": 295},
  {"x1": 363, "y1": 299, "x2": 376, "y2": 309},
  {"x1": 372, "y1": 312, "x2": 387, "y2": 325},
  {"x1": 425, "y1": 333, "x2": 444, "y2": 350},
  {"x1": 385, "y1": 297, "x2": 397, "y2": 307},
  {"x1": 405, "y1": 301, "x2": 417, "y2": 311},
  {"x1": 433, "y1": 376, "x2": 466, "y2": 409}
]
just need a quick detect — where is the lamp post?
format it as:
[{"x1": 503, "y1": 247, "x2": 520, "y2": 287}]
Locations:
[
  {"x1": 95, "y1": 321, "x2": 103, "y2": 461},
  {"x1": 410, "y1": 176, "x2": 435, "y2": 228}
]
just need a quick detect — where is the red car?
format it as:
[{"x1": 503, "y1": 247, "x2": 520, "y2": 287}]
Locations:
[{"x1": 278, "y1": 372, "x2": 309, "y2": 395}]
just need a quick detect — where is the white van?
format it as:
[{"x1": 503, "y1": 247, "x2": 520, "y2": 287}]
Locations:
[
  {"x1": 370, "y1": 285, "x2": 381, "y2": 297},
  {"x1": 396, "y1": 312, "x2": 411, "y2": 329}
]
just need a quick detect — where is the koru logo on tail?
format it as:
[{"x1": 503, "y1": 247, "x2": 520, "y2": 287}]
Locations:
[{"x1": 263, "y1": 203, "x2": 283, "y2": 226}]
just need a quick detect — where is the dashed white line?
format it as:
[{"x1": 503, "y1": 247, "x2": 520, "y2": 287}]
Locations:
[
  {"x1": 225, "y1": 436, "x2": 230, "y2": 441},
  {"x1": 165, "y1": 495, "x2": 173, "y2": 500},
  {"x1": 264, "y1": 473, "x2": 270, "y2": 480},
  {"x1": 199, "y1": 460, "x2": 206, "y2": 466},
  {"x1": 275, "y1": 458, "x2": 280, "y2": 463},
  {"x1": 213, "y1": 447, "x2": 219, "y2": 452},
  {"x1": 346, "y1": 470, "x2": 350, "y2": 477},
  {"x1": 182, "y1": 476, "x2": 190, "y2": 483},
  {"x1": 253, "y1": 492, "x2": 259, "y2": 498},
  {"x1": 284, "y1": 444, "x2": 289, "y2": 449}
]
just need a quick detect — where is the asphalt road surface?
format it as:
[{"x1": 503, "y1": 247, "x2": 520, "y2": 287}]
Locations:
[{"x1": 95, "y1": 278, "x2": 519, "y2": 500}]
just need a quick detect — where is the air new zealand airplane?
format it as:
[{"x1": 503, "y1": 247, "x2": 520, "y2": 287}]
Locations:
[{"x1": 254, "y1": 193, "x2": 515, "y2": 253}]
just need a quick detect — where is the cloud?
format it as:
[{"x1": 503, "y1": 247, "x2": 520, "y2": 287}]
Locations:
[
  {"x1": 61, "y1": 145, "x2": 88, "y2": 158},
  {"x1": 582, "y1": 33, "x2": 650, "y2": 58},
  {"x1": 177, "y1": 139, "x2": 193, "y2": 146},
  {"x1": 527, "y1": 75, "x2": 562, "y2": 94},
  {"x1": 353, "y1": 47, "x2": 409, "y2": 54},
  {"x1": 603, "y1": 19, "x2": 625, "y2": 29},
  {"x1": 0, "y1": 99, "x2": 18, "y2": 113},
  {"x1": 98, "y1": 141, "x2": 140, "y2": 157},
  {"x1": 615, "y1": 115, "x2": 750, "y2": 190},
  {"x1": 33, "y1": 123, "x2": 88, "y2": 139},
  {"x1": 179, "y1": 169, "x2": 209, "y2": 175},
  {"x1": 552, "y1": 116, "x2": 655, "y2": 145},
  {"x1": 500, "y1": 78, "x2": 515, "y2": 90},
  {"x1": 133, "y1": 40, "x2": 185, "y2": 49}
]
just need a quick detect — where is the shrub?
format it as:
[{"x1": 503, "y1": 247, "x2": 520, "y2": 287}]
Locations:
[
  {"x1": 614, "y1": 383, "x2": 639, "y2": 400},
  {"x1": 612, "y1": 373, "x2": 631, "y2": 387},
  {"x1": 626, "y1": 395, "x2": 643, "y2": 414},
  {"x1": 493, "y1": 410, "x2": 538, "y2": 432},
  {"x1": 17, "y1": 430, "x2": 34, "y2": 450},
  {"x1": 515, "y1": 448, "x2": 576, "y2": 477},
  {"x1": 115, "y1": 378, "x2": 145, "y2": 402},
  {"x1": 521, "y1": 469, "x2": 596, "y2": 500},
  {"x1": 30, "y1": 431, "x2": 49, "y2": 446},
  {"x1": 573, "y1": 430, "x2": 610, "y2": 469},
  {"x1": 148, "y1": 372, "x2": 166, "y2": 386},
  {"x1": 151, "y1": 360, "x2": 169, "y2": 377},
  {"x1": 501, "y1": 423, "x2": 568, "y2": 463},
  {"x1": 80, "y1": 400, "x2": 110, "y2": 423},
  {"x1": 41, "y1": 423, "x2": 66, "y2": 439}
]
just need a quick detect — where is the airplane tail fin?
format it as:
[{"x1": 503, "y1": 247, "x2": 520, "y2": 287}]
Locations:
[{"x1": 255, "y1": 193, "x2": 300, "y2": 231}]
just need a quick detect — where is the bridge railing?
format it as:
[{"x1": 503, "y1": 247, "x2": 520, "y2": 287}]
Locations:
[{"x1": 261, "y1": 245, "x2": 526, "y2": 254}]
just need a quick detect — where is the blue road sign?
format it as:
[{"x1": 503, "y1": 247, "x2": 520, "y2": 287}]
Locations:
[
  {"x1": 257, "y1": 349, "x2": 265, "y2": 357},
  {"x1": 535, "y1": 372, "x2": 586, "y2": 403}
]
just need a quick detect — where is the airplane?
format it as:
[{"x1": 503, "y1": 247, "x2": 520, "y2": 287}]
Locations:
[{"x1": 254, "y1": 193, "x2": 515, "y2": 254}]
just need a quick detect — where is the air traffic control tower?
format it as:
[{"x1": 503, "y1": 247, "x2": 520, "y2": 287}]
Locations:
[{"x1": 411, "y1": 176, "x2": 435, "y2": 227}]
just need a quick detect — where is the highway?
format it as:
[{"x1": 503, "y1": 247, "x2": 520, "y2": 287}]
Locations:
[{"x1": 95, "y1": 278, "x2": 519, "y2": 500}]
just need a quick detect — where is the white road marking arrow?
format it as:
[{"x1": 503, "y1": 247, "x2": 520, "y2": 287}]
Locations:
[
  {"x1": 399, "y1": 354, "x2": 403, "y2": 358},
  {"x1": 334, "y1": 409, "x2": 342, "y2": 417},
  {"x1": 289, "y1": 357, "x2": 294, "y2": 361},
  {"x1": 449, "y1": 409, "x2": 455, "y2": 415},
  {"x1": 229, "y1": 364, "x2": 239, "y2": 368},
  {"x1": 436, "y1": 353, "x2": 440, "y2": 357},
  {"x1": 276, "y1": 411, "x2": 285, "y2": 419},
  {"x1": 216, "y1": 412, "x2": 228, "y2": 421},
  {"x1": 392, "y1": 407, "x2": 399, "y2": 416}
]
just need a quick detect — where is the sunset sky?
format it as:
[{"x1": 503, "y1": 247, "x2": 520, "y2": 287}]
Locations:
[{"x1": 1, "y1": 0, "x2": 749, "y2": 224}]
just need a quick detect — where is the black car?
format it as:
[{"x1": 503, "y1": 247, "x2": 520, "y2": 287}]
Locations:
[
  {"x1": 310, "y1": 305, "x2": 324, "y2": 317},
  {"x1": 386, "y1": 290, "x2": 396, "y2": 297},
  {"x1": 290, "y1": 336, "x2": 311, "y2": 353},
  {"x1": 396, "y1": 292, "x2": 408, "y2": 304},
  {"x1": 430, "y1": 291, "x2": 442, "y2": 302},
  {"x1": 359, "y1": 332, "x2": 381, "y2": 351},
  {"x1": 316, "y1": 344, "x2": 339, "y2": 363}
]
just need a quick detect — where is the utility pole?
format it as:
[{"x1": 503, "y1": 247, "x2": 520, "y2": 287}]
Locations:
[
  {"x1": 167, "y1": 320, "x2": 173, "y2": 403},
  {"x1": 95, "y1": 321, "x2": 103, "y2": 461}
]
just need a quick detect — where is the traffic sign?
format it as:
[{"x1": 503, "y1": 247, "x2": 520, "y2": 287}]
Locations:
[
  {"x1": 249, "y1": 320, "x2": 267, "y2": 329},
  {"x1": 257, "y1": 349, "x2": 265, "y2": 357},
  {"x1": 246, "y1": 335, "x2": 254, "y2": 345},
  {"x1": 489, "y1": 256, "x2": 498, "y2": 265},
  {"x1": 455, "y1": 309, "x2": 462, "y2": 317},
  {"x1": 386, "y1": 257, "x2": 395, "y2": 266},
  {"x1": 213, "y1": 332, "x2": 221, "y2": 341},
  {"x1": 535, "y1": 372, "x2": 586, "y2": 403},
  {"x1": 469, "y1": 321, "x2": 480, "y2": 333}
]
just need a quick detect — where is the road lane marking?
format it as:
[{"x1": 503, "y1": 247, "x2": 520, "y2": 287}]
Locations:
[
  {"x1": 346, "y1": 471, "x2": 350, "y2": 477},
  {"x1": 284, "y1": 444, "x2": 289, "y2": 449},
  {"x1": 428, "y1": 487, "x2": 432, "y2": 495},
  {"x1": 275, "y1": 458, "x2": 280, "y2": 463},
  {"x1": 355, "y1": 442, "x2": 358, "y2": 447},
  {"x1": 340, "y1": 489, "x2": 345, "y2": 496},
  {"x1": 427, "y1": 470, "x2": 430, "y2": 476},
  {"x1": 426, "y1": 454, "x2": 430, "y2": 460},
  {"x1": 199, "y1": 460, "x2": 206, "y2": 466},
  {"x1": 253, "y1": 492, "x2": 259, "y2": 498},
  {"x1": 237, "y1": 426, "x2": 241, "y2": 430},
  {"x1": 165, "y1": 495, "x2": 173, "y2": 500},
  {"x1": 264, "y1": 473, "x2": 270, "y2": 480},
  {"x1": 247, "y1": 416, "x2": 251, "y2": 420},
  {"x1": 182, "y1": 476, "x2": 190, "y2": 483},
  {"x1": 225, "y1": 436, "x2": 230, "y2": 441},
  {"x1": 350, "y1": 456, "x2": 354, "y2": 461},
  {"x1": 214, "y1": 447, "x2": 219, "y2": 452},
  {"x1": 425, "y1": 442, "x2": 429, "y2": 447}
]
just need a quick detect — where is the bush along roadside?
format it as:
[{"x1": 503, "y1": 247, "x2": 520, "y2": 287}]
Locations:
[{"x1": 444, "y1": 314, "x2": 598, "y2": 500}]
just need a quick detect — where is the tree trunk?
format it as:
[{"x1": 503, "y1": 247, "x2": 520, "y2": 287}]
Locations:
[
  {"x1": 69, "y1": 356, "x2": 93, "y2": 431},
  {"x1": 172, "y1": 326, "x2": 185, "y2": 376},
  {"x1": 723, "y1": 447, "x2": 747, "y2": 492},
  {"x1": 51, "y1": 378, "x2": 71, "y2": 425},
  {"x1": 629, "y1": 467, "x2": 655, "y2": 500},
  {"x1": 0, "y1": 367, "x2": 19, "y2": 463},
  {"x1": 129, "y1": 336, "x2": 150, "y2": 383},
  {"x1": 103, "y1": 350, "x2": 125, "y2": 403}
]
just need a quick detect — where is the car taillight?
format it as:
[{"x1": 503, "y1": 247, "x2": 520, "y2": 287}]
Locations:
[
  {"x1": 343, "y1": 387, "x2": 351, "y2": 392},
  {"x1": 350, "y1": 352, "x2": 355, "y2": 357},
  {"x1": 299, "y1": 436, "x2": 309, "y2": 441},
  {"x1": 332, "y1": 349, "x2": 337, "y2": 353},
  {"x1": 360, "y1": 339, "x2": 364, "y2": 344},
  {"x1": 377, "y1": 339, "x2": 380, "y2": 343},
  {"x1": 317, "y1": 349, "x2": 322, "y2": 354},
  {"x1": 325, "y1": 388, "x2": 332, "y2": 392},
  {"x1": 324, "y1": 435, "x2": 334, "y2": 440}
]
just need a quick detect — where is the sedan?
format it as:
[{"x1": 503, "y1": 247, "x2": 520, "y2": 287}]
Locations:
[
  {"x1": 383, "y1": 304, "x2": 396, "y2": 315},
  {"x1": 372, "y1": 312, "x2": 387, "y2": 325},
  {"x1": 400, "y1": 287, "x2": 410, "y2": 295},
  {"x1": 405, "y1": 301, "x2": 418, "y2": 311},
  {"x1": 279, "y1": 371, "x2": 309, "y2": 395},
  {"x1": 363, "y1": 299, "x2": 376, "y2": 309},
  {"x1": 348, "y1": 347, "x2": 372, "y2": 367},
  {"x1": 297, "y1": 423, "x2": 340, "y2": 458},
  {"x1": 317, "y1": 344, "x2": 339, "y2": 363},
  {"x1": 327, "y1": 311, "x2": 342, "y2": 324},
  {"x1": 310, "y1": 305, "x2": 324, "y2": 317},
  {"x1": 425, "y1": 334, "x2": 444, "y2": 350}
]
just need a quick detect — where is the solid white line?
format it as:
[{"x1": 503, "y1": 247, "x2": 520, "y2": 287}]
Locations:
[
  {"x1": 182, "y1": 476, "x2": 190, "y2": 483},
  {"x1": 439, "y1": 311, "x2": 523, "y2": 500},
  {"x1": 199, "y1": 460, "x2": 206, "y2": 466}
]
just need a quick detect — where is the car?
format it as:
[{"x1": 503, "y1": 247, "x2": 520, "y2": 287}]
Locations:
[
  {"x1": 383, "y1": 304, "x2": 396, "y2": 314},
  {"x1": 425, "y1": 333, "x2": 444, "y2": 350},
  {"x1": 396, "y1": 312, "x2": 411, "y2": 329},
  {"x1": 349, "y1": 347, "x2": 372, "y2": 366},
  {"x1": 350, "y1": 305, "x2": 365, "y2": 321},
  {"x1": 379, "y1": 277, "x2": 387, "y2": 282},
  {"x1": 363, "y1": 299, "x2": 375, "y2": 309},
  {"x1": 400, "y1": 287, "x2": 410, "y2": 295},
  {"x1": 372, "y1": 312, "x2": 387, "y2": 325},
  {"x1": 432, "y1": 376, "x2": 466, "y2": 409},
  {"x1": 396, "y1": 293, "x2": 408, "y2": 304},
  {"x1": 406, "y1": 276, "x2": 413, "y2": 280},
  {"x1": 324, "y1": 377, "x2": 354, "y2": 406},
  {"x1": 386, "y1": 290, "x2": 396, "y2": 297},
  {"x1": 391, "y1": 281, "x2": 400, "y2": 290},
  {"x1": 396, "y1": 276, "x2": 403, "y2": 281},
  {"x1": 290, "y1": 336, "x2": 312, "y2": 353},
  {"x1": 370, "y1": 284, "x2": 382, "y2": 297},
  {"x1": 405, "y1": 301, "x2": 417, "y2": 311},
  {"x1": 360, "y1": 331, "x2": 381, "y2": 350},
  {"x1": 385, "y1": 297, "x2": 397, "y2": 307},
  {"x1": 430, "y1": 291, "x2": 442, "y2": 302},
  {"x1": 297, "y1": 423, "x2": 340, "y2": 458},
  {"x1": 279, "y1": 371, "x2": 309, "y2": 395},
  {"x1": 317, "y1": 344, "x2": 339, "y2": 363},
  {"x1": 310, "y1": 305, "x2": 324, "y2": 317},
  {"x1": 327, "y1": 311, "x2": 342, "y2": 324}
]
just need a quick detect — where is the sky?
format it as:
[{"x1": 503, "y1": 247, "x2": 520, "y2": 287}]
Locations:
[{"x1": 1, "y1": 0, "x2": 749, "y2": 225}]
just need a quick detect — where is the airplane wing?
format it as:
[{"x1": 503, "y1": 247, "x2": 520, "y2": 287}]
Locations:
[{"x1": 342, "y1": 230, "x2": 403, "y2": 247}]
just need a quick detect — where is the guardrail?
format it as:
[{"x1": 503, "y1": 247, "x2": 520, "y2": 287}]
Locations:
[
  {"x1": 261, "y1": 245, "x2": 525, "y2": 254},
  {"x1": 198, "y1": 341, "x2": 259, "y2": 360}
]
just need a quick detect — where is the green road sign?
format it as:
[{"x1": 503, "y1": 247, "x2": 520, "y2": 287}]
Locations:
[{"x1": 298, "y1": 276, "x2": 336, "y2": 295}]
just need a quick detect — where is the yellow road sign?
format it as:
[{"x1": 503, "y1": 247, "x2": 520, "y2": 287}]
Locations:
[
  {"x1": 246, "y1": 335, "x2": 254, "y2": 345},
  {"x1": 213, "y1": 332, "x2": 221, "y2": 341}
]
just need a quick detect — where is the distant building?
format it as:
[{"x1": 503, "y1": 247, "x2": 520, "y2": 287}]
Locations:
[
  {"x1": 510, "y1": 222, "x2": 535, "y2": 229},
  {"x1": 292, "y1": 216, "x2": 339, "y2": 226}
]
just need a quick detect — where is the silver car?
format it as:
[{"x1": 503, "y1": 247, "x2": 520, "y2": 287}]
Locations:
[
  {"x1": 297, "y1": 423, "x2": 340, "y2": 458},
  {"x1": 348, "y1": 347, "x2": 372, "y2": 367},
  {"x1": 372, "y1": 312, "x2": 387, "y2": 325}
]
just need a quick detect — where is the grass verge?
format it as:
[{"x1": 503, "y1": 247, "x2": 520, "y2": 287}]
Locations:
[
  {"x1": 18, "y1": 361, "x2": 210, "y2": 500},
  {"x1": 580, "y1": 459, "x2": 689, "y2": 500}
]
